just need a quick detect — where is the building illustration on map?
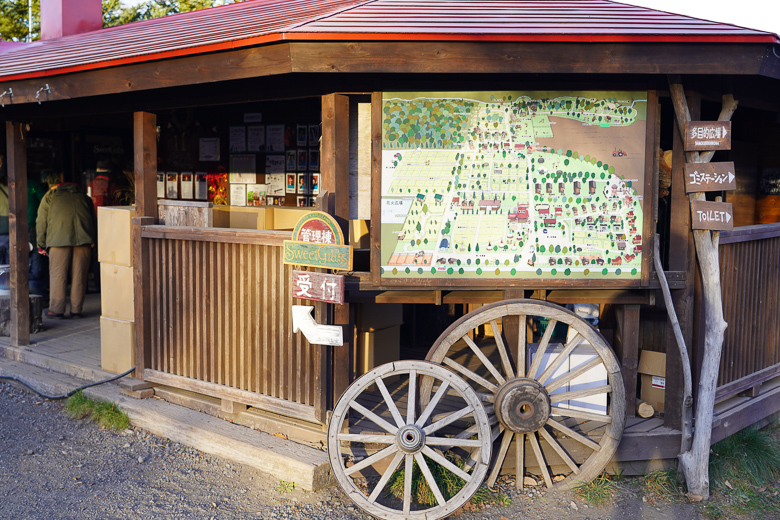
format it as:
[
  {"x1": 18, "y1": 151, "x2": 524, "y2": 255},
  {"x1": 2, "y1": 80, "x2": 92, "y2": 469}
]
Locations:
[{"x1": 379, "y1": 91, "x2": 646, "y2": 280}]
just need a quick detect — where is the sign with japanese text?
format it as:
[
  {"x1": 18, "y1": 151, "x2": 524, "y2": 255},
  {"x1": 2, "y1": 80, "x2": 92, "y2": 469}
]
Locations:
[
  {"x1": 685, "y1": 162, "x2": 736, "y2": 193},
  {"x1": 690, "y1": 200, "x2": 734, "y2": 231},
  {"x1": 684, "y1": 122, "x2": 731, "y2": 151},
  {"x1": 292, "y1": 270, "x2": 345, "y2": 305},
  {"x1": 284, "y1": 211, "x2": 353, "y2": 271}
]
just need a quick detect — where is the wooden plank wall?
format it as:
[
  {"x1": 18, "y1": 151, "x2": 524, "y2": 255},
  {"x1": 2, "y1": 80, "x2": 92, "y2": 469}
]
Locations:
[
  {"x1": 146, "y1": 235, "x2": 318, "y2": 410},
  {"x1": 717, "y1": 232, "x2": 780, "y2": 389}
]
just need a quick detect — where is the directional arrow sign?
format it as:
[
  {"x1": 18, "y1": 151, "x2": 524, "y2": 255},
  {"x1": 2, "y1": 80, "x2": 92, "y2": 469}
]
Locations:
[
  {"x1": 690, "y1": 201, "x2": 734, "y2": 231},
  {"x1": 292, "y1": 305, "x2": 344, "y2": 346},
  {"x1": 685, "y1": 121, "x2": 731, "y2": 151},
  {"x1": 685, "y1": 162, "x2": 736, "y2": 193}
]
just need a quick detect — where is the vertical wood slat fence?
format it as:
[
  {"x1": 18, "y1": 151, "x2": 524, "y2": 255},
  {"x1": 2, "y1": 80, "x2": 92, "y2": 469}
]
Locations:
[
  {"x1": 139, "y1": 225, "x2": 323, "y2": 423},
  {"x1": 716, "y1": 223, "x2": 780, "y2": 401}
]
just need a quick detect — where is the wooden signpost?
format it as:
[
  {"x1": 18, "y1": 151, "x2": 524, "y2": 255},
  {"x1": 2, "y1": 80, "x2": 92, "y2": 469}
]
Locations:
[
  {"x1": 283, "y1": 211, "x2": 353, "y2": 271},
  {"x1": 292, "y1": 269, "x2": 345, "y2": 305},
  {"x1": 685, "y1": 162, "x2": 736, "y2": 193},
  {"x1": 690, "y1": 200, "x2": 734, "y2": 230},
  {"x1": 685, "y1": 121, "x2": 731, "y2": 151}
]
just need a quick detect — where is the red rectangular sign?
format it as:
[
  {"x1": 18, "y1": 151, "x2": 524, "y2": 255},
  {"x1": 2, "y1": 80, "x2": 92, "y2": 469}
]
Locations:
[{"x1": 292, "y1": 270, "x2": 345, "y2": 305}]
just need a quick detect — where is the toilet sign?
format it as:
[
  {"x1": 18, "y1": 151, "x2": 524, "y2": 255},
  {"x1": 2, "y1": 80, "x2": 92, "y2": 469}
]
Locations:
[{"x1": 690, "y1": 200, "x2": 734, "y2": 231}]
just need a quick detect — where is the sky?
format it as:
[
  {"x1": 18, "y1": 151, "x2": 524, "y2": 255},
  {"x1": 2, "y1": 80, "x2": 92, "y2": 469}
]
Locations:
[{"x1": 120, "y1": 0, "x2": 780, "y2": 36}]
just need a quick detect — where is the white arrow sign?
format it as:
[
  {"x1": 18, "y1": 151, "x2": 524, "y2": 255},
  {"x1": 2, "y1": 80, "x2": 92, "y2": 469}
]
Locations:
[
  {"x1": 292, "y1": 305, "x2": 343, "y2": 346},
  {"x1": 728, "y1": 172, "x2": 735, "y2": 183}
]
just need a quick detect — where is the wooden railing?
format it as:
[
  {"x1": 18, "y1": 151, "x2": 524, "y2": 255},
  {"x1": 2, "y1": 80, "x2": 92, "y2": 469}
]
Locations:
[
  {"x1": 716, "y1": 223, "x2": 780, "y2": 401},
  {"x1": 137, "y1": 225, "x2": 324, "y2": 423}
]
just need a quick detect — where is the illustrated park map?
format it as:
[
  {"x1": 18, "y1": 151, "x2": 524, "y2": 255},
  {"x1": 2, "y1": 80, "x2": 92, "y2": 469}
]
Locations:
[{"x1": 379, "y1": 91, "x2": 647, "y2": 281}]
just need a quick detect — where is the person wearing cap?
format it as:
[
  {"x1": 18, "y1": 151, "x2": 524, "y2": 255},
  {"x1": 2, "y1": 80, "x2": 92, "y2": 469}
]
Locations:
[{"x1": 36, "y1": 172, "x2": 96, "y2": 319}]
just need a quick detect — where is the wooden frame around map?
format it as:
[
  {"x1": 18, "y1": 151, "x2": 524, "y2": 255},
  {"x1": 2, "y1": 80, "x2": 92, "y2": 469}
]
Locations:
[{"x1": 371, "y1": 90, "x2": 657, "y2": 289}]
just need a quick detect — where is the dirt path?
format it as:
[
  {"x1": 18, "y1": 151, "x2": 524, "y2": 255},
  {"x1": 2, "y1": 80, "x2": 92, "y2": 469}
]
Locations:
[{"x1": 0, "y1": 380, "x2": 773, "y2": 520}]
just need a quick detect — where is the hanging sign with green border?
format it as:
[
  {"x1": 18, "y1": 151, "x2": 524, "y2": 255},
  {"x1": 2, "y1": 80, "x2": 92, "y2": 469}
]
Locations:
[{"x1": 284, "y1": 211, "x2": 353, "y2": 271}]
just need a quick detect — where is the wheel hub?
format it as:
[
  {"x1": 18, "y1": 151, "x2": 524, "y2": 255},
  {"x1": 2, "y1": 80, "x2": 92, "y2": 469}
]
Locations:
[
  {"x1": 494, "y1": 378, "x2": 551, "y2": 433},
  {"x1": 396, "y1": 424, "x2": 426, "y2": 453}
]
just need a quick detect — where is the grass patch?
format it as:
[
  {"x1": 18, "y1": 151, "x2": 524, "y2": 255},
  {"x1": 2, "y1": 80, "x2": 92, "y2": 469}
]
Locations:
[
  {"x1": 387, "y1": 454, "x2": 510, "y2": 508},
  {"x1": 645, "y1": 469, "x2": 683, "y2": 499},
  {"x1": 701, "y1": 424, "x2": 780, "y2": 519},
  {"x1": 65, "y1": 390, "x2": 130, "y2": 430},
  {"x1": 709, "y1": 426, "x2": 780, "y2": 487},
  {"x1": 573, "y1": 473, "x2": 615, "y2": 506}
]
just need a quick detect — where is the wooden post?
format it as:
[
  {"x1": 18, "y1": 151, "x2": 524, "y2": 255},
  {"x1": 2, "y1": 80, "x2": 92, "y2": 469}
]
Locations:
[
  {"x1": 321, "y1": 94, "x2": 353, "y2": 408},
  {"x1": 664, "y1": 110, "x2": 697, "y2": 430},
  {"x1": 134, "y1": 112, "x2": 157, "y2": 219},
  {"x1": 132, "y1": 216, "x2": 154, "y2": 380},
  {"x1": 616, "y1": 305, "x2": 640, "y2": 417},
  {"x1": 6, "y1": 122, "x2": 30, "y2": 346},
  {"x1": 132, "y1": 111, "x2": 156, "y2": 380}
]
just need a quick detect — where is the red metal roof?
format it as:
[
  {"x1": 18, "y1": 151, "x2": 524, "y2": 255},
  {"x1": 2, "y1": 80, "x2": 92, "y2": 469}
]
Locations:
[{"x1": 0, "y1": 0, "x2": 777, "y2": 82}]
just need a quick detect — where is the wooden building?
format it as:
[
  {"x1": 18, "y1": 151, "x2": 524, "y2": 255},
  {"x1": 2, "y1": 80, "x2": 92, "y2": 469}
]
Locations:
[{"x1": 2, "y1": 0, "x2": 780, "y2": 512}]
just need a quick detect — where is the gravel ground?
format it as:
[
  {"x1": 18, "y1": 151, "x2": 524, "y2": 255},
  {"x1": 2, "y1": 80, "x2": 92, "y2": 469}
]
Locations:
[{"x1": 0, "y1": 379, "x2": 743, "y2": 520}]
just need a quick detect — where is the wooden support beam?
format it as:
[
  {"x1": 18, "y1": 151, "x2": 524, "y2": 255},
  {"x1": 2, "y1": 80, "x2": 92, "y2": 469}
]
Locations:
[
  {"x1": 6, "y1": 122, "x2": 30, "y2": 346},
  {"x1": 134, "y1": 111, "x2": 158, "y2": 219},
  {"x1": 616, "y1": 305, "x2": 641, "y2": 418},
  {"x1": 132, "y1": 216, "x2": 154, "y2": 380}
]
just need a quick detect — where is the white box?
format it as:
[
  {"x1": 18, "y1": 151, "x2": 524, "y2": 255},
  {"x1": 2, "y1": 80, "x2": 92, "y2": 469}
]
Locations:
[
  {"x1": 527, "y1": 343, "x2": 570, "y2": 407},
  {"x1": 567, "y1": 342, "x2": 608, "y2": 415}
]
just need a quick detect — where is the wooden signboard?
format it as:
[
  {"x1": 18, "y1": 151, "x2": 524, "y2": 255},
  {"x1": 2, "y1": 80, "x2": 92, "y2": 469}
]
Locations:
[
  {"x1": 292, "y1": 270, "x2": 345, "y2": 305},
  {"x1": 690, "y1": 200, "x2": 734, "y2": 230},
  {"x1": 685, "y1": 162, "x2": 736, "y2": 193},
  {"x1": 284, "y1": 211, "x2": 353, "y2": 270},
  {"x1": 685, "y1": 121, "x2": 731, "y2": 151}
]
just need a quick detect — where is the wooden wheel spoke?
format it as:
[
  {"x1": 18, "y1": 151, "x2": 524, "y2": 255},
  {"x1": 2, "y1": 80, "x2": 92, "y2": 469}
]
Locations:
[
  {"x1": 368, "y1": 451, "x2": 405, "y2": 502},
  {"x1": 527, "y1": 319, "x2": 557, "y2": 379},
  {"x1": 550, "y1": 384, "x2": 611, "y2": 404},
  {"x1": 403, "y1": 454, "x2": 413, "y2": 514},
  {"x1": 536, "y1": 332, "x2": 582, "y2": 385},
  {"x1": 516, "y1": 314, "x2": 527, "y2": 378},
  {"x1": 375, "y1": 376, "x2": 406, "y2": 428},
  {"x1": 337, "y1": 434, "x2": 395, "y2": 444},
  {"x1": 463, "y1": 335, "x2": 506, "y2": 385},
  {"x1": 442, "y1": 357, "x2": 499, "y2": 394},
  {"x1": 546, "y1": 357, "x2": 602, "y2": 393},
  {"x1": 425, "y1": 436, "x2": 485, "y2": 448},
  {"x1": 538, "y1": 427, "x2": 581, "y2": 475},
  {"x1": 422, "y1": 446, "x2": 473, "y2": 481},
  {"x1": 414, "y1": 452, "x2": 447, "y2": 506},
  {"x1": 349, "y1": 401, "x2": 400, "y2": 434},
  {"x1": 416, "y1": 380, "x2": 450, "y2": 427},
  {"x1": 487, "y1": 429, "x2": 514, "y2": 487},
  {"x1": 550, "y1": 406, "x2": 612, "y2": 423},
  {"x1": 407, "y1": 369, "x2": 417, "y2": 423},
  {"x1": 344, "y1": 444, "x2": 399, "y2": 476},
  {"x1": 491, "y1": 320, "x2": 515, "y2": 379},
  {"x1": 546, "y1": 417, "x2": 602, "y2": 451},
  {"x1": 515, "y1": 433, "x2": 525, "y2": 490},
  {"x1": 424, "y1": 405, "x2": 474, "y2": 435},
  {"x1": 528, "y1": 431, "x2": 553, "y2": 488}
]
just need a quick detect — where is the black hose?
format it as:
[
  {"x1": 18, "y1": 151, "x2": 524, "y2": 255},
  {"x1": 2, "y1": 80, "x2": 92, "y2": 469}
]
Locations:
[{"x1": 0, "y1": 366, "x2": 135, "y2": 400}]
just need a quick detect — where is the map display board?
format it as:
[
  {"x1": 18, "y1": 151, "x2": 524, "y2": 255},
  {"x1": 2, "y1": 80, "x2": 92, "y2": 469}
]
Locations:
[{"x1": 378, "y1": 91, "x2": 648, "y2": 283}]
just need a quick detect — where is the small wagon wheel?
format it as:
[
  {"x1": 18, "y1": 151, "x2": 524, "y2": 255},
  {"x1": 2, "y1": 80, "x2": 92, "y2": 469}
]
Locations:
[
  {"x1": 424, "y1": 299, "x2": 626, "y2": 491},
  {"x1": 328, "y1": 361, "x2": 492, "y2": 520}
]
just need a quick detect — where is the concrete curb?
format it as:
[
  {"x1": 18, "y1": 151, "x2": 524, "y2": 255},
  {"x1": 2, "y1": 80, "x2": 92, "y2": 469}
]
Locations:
[{"x1": 0, "y1": 358, "x2": 333, "y2": 492}]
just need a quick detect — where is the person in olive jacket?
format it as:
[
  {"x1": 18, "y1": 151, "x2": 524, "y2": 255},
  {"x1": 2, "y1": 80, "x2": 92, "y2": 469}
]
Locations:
[{"x1": 36, "y1": 173, "x2": 97, "y2": 318}]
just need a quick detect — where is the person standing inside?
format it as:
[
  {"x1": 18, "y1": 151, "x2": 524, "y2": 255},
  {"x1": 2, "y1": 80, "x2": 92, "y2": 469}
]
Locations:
[{"x1": 37, "y1": 173, "x2": 96, "y2": 319}]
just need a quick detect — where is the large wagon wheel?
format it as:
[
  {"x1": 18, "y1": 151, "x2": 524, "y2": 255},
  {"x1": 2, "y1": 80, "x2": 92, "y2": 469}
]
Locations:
[
  {"x1": 328, "y1": 361, "x2": 492, "y2": 520},
  {"x1": 424, "y1": 299, "x2": 626, "y2": 491}
]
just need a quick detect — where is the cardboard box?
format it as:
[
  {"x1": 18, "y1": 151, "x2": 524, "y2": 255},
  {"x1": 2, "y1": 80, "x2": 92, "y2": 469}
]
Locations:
[
  {"x1": 228, "y1": 206, "x2": 273, "y2": 230},
  {"x1": 357, "y1": 325, "x2": 401, "y2": 378},
  {"x1": 100, "y1": 263, "x2": 134, "y2": 321},
  {"x1": 638, "y1": 350, "x2": 666, "y2": 412},
  {"x1": 359, "y1": 303, "x2": 404, "y2": 332},
  {"x1": 100, "y1": 316, "x2": 135, "y2": 374},
  {"x1": 272, "y1": 207, "x2": 309, "y2": 230},
  {"x1": 97, "y1": 206, "x2": 136, "y2": 267}
]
